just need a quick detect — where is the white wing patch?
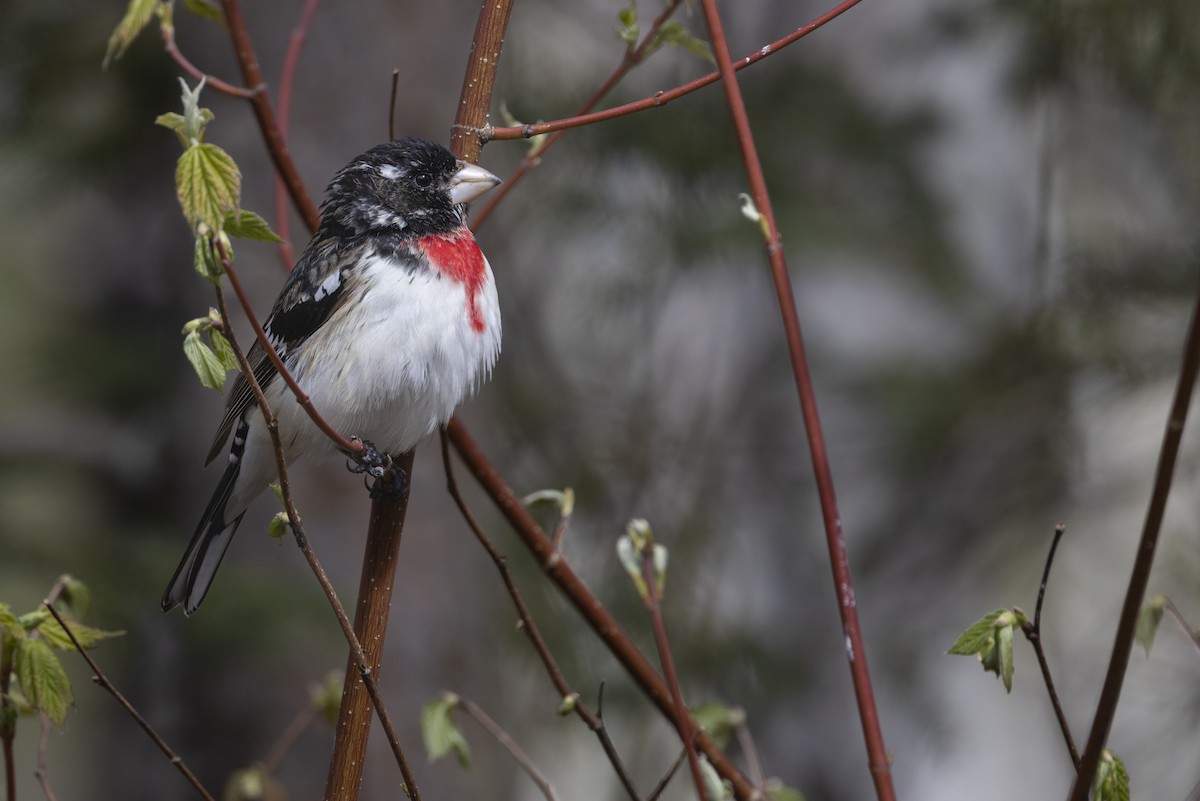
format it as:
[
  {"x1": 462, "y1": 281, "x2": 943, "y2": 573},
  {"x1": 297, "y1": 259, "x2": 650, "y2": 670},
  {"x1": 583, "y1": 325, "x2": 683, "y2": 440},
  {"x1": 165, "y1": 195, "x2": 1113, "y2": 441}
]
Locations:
[{"x1": 314, "y1": 270, "x2": 343, "y2": 301}]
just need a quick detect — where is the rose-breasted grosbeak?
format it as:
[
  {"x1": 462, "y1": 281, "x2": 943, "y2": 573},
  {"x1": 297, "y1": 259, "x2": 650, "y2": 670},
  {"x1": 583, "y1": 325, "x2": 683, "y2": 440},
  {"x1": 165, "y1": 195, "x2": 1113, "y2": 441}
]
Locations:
[{"x1": 162, "y1": 138, "x2": 501, "y2": 615}]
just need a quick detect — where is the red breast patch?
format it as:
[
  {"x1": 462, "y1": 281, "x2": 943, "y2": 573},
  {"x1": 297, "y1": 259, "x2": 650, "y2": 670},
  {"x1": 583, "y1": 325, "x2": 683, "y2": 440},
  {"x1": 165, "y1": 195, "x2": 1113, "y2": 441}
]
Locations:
[{"x1": 419, "y1": 231, "x2": 488, "y2": 333}]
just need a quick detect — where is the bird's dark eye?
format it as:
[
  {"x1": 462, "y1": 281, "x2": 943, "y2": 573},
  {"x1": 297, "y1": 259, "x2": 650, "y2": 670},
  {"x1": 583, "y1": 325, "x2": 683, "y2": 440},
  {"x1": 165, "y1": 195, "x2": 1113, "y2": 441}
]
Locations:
[{"x1": 414, "y1": 172, "x2": 433, "y2": 188}]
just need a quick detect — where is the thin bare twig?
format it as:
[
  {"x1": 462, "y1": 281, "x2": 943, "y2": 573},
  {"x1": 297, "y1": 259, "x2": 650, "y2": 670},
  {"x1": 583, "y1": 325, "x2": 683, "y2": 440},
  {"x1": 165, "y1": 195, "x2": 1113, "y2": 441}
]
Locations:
[
  {"x1": 483, "y1": 0, "x2": 862, "y2": 143},
  {"x1": 1019, "y1": 523, "x2": 1078, "y2": 769},
  {"x1": 695, "y1": 1, "x2": 895, "y2": 798},
  {"x1": 389, "y1": 69, "x2": 400, "y2": 142},
  {"x1": 1162, "y1": 598, "x2": 1200, "y2": 656},
  {"x1": 734, "y1": 721, "x2": 766, "y2": 790},
  {"x1": 160, "y1": 22, "x2": 257, "y2": 98},
  {"x1": 470, "y1": 0, "x2": 685, "y2": 230},
  {"x1": 439, "y1": 433, "x2": 642, "y2": 801},
  {"x1": 638, "y1": 548, "x2": 707, "y2": 801},
  {"x1": 259, "y1": 704, "x2": 317, "y2": 774},
  {"x1": 219, "y1": 0, "x2": 320, "y2": 231},
  {"x1": 43, "y1": 604, "x2": 216, "y2": 801},
  {"x1": 271, "y1": 0, "x2": 321, "y2": 271},
  {"x1": 459, "y1": 697, "x2": 559, "y2": 801},
  {"x1": 211, "y1": 267, "x2": 420, "y2": 801},
  {"x1": 219, "y1": 247, "x2": 361, "y2": 454},
  {"x1": 646, "y1": 748, "x2": 689, "y2": 801},
  {"x1": 1068, "y1": 279, "x2": 1200, "y2": 800}
]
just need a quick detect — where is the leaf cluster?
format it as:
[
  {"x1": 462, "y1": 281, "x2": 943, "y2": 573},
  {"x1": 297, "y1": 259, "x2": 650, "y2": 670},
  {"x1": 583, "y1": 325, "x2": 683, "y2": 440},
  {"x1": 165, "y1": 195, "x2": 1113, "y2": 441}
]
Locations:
[
  {"x1": 947, "y1": 608, "x2": 1026, "y2": 693},
  {"x1": 0, "y1": 579, "x2": 123, "y2": 730}
]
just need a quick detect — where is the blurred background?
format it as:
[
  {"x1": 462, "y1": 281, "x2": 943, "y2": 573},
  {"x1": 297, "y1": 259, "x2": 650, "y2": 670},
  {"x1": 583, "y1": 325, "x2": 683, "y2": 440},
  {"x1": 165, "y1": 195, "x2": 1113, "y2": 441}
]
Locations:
[{"x1": 3, "y1": 0, "x2": 1200, "y2": 798}]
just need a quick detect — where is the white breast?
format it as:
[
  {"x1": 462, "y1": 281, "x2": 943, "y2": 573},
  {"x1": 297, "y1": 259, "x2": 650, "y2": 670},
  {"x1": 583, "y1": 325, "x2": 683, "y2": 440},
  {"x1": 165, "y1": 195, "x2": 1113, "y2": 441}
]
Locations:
[{"x1": 267, "y1": 252, "x2": 501, "y2": 459}]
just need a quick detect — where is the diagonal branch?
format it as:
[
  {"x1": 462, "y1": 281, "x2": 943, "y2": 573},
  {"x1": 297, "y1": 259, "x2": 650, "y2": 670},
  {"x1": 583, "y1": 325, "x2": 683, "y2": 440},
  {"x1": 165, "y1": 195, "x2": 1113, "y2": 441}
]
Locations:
[
  {"x1": 483, "y1": 0, "x2": 862, "y2": 142},
  {"x1": 1067, "y1": 277, "x2": 1200, "y2": 800},
  {"x1": 694, "y1": 0, "x2": 895, "y2": 798}
]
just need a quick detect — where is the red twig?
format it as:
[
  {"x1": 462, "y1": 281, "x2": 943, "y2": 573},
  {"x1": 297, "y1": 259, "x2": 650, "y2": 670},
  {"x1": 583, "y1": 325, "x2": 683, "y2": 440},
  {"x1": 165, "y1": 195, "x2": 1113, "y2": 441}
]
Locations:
[
  {"x1": 695, "y1": 1, "x2": 895, "y2": 799},
  {"x1": 217, "y1": 244, "x2": 361, "y2": 454},
  {"x1": 483, "y1": 0, "x2": 862, "y2": 142},
  {"x1": 1067, "y1": 279, "x2": 1200, "y2": 800},
  {"x1": 470, "y1": 0, "x2": 684, "y2": 230},
  {"x1": 638, "y1": 547, "x2": 707, "y2": 801},
  {"x1": 271, "y1": 0, "x2": 321, "y2": 270},
  {"x1": 219, "y1": 0, "x2": 320, "y2": 232},
  {"x1": 445, "y1": 420, "x2": 755, "y2": 800},
  {"x1": 160, "y1": 22, "x2": 257, "y2": 99}
]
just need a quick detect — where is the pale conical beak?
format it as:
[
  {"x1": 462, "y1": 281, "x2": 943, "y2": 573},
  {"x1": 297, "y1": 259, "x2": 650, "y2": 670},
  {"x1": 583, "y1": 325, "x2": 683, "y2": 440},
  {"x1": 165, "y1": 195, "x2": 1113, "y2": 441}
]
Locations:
[{"x1": 449, "y1": 161, "x2": 501, "y2": 205}]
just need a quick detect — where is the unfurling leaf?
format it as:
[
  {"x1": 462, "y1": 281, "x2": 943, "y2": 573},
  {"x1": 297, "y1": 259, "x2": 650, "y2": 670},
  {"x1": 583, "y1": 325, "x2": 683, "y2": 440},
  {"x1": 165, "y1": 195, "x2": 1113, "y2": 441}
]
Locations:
[
  {"x1": 692, "y1": 701, "x2": 746, "y2": 747},
  {"x1": 556, "y1": 693, "x2": 578, "y2": 716},
  {"x1": 616, "y1": 2, "x2": 639, "y2": 46},
  {"x1": 223, "y1": 767, "x2": 287, "y2": 801},
  {"x1": 176, "y1": 142, "x2": 241, "y2": 233},
  {"x1": 104, "y1": 0, "x2": 159, "y2": 68},
  {"x1": 764, "y1": 779, "x2": 808, "y2": 801},
  {"x1": 310, "y1": 670, "x2": 344, "y2": 726},
  {"x1": 209, "y1": 329, "x2": 240, "y2": 371},
  {"x1": 14, "y1": 638, "x2": 73, "y2": 727},
  {"x1": 1136, "y1": 594, "x2": 1166, "y2": 656},
  {"x1": 698, "y1": 756, "x2": 731, "y2": 801},
  {"x1": 183, "y1": 330, "x2": 229, "y2": 390},
  {"x1": 948, "y1": 608, "x2": 1024, "y2": 693},
  {"x1": 36, "y1": 614, "x2": 124, "y2": 652},
  {"x1": 224, "y1": 210, "x2": 283, "y2": 243},
  {"x1": 267, "y1": 512, "x2": 290, "y2": 543},
  {"x1": 60, "y1": 577, "x2": 92, "y2": 619},
  {"x1": 1092, "y1": 749, "x2": 1130, "y2": 801},
  {"x1": 650, "y1": 21, "x2": 715, "y2": 63},
  {"x1": 616, "y1": 535, "x2": 648, "y2": 600},
  {"x1": 421, "y1": 694, "x2": 471, "y2": 767},
  {"x1": 193, "y1": 235, "x2": 222, "y2": 282},
  {"x1": 182, "y1": 0, "x2": 225, "y2": 24}
]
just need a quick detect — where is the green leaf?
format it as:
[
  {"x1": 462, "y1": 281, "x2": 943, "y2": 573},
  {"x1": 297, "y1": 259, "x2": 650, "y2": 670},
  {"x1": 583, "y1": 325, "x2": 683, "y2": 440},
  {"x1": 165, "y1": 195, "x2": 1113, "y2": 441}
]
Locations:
[
  {"x1": 61, "y1": 578, "x2": 92, "y2": 619},
  {"x1": 764, "y1": 779, "x2": 808, "y2": 801},
  {"x1": 0, "y1": 604, "x2": 24, "y2": 642},
  {"x1": 948, "y1": 610, "x2": 1006, "y2": 655},
  {"x1": 616, "y1": 2, "x2": 639, "y2": 46},
  {"x1": 155, "y1": 112, "x2": 187, "y2": 134},
  {"x1": 182, "y1": 0, "x2": 225, "y2": 24},
  {"x1": 104, "y1": 0, "x2": 159, "y2": 68},
  {"x1": 692, "y1": 701, "x2": 745, "y2": 747},
  {"x1": 997, "y1": 619, "x2": 1015, "y2": 692},
  {"x1": 267, "y1": 512, "x2": 290, "y2": 543},
  {"x1": 176, "y1": 142, "x2": 241, "y2": 232},
  {"x1": 193, "y1": 235, "x2": 222, "y2": 283},
  {"x1": 1136, "y1": 594, "x2": 1166, "y2": 656},
  {"x1": 174, "y1": 78, "x2": 216, "y2": 144},
  {"x1": 1092, "y1": 749, "x2": 1130, "y2": 801},
  {"x1": 183, "y1": 330, "x2": 229, "y2": 390},
  {"x1": 224, "y1": 210, "x2": 283, "y2": 243},
  {"x1": 420, "y1": 694, "x2": 470, "y2": 768},
  {"x1": 14, "y1": 638, "x2": 73, "y2": 727},
  {"x1": 36, "y1": 614, "x2": 124, "y2": 652},
  {"x1": 651, "y1": 21, "x2": 715, "y2": 63},
  {"x1": 310, "y1": 670, "x2": 344, "y2": 726},
  {"x1": 209, "y1": 329, "x2": 240, "y2": 371},
  {"x1": 698, "y1": 756, "x2": 730, "y2": 801}
]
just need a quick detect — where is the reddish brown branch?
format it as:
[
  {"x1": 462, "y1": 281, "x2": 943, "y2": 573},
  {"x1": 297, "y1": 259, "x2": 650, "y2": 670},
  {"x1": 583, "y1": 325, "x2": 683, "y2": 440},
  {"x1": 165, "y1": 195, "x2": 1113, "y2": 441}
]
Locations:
[
  {"x1": 211, "y1": 278, "x2": 418, "y2": 800},
  {"x1": 695, "y1": 1, "x2": 895, "y2": 799},
  {"x1": 638, "y1": 549, "x2": 707, "y2": 801},
  {"x1": 161, "y1": 22, "x2": 257, "y2": 98},
  {"x1": 219, "y1": 0, "x2": 321, "y2": 231},
  {"x1": 483, "y1": 0, "x2": 862, "y2": 142},
  {"x1": 448, "y1": 0, "x2": 517, "y2": 162},
  {"x1": 219, "y1": 250, "x2": 361, "y2": 454},
  {"x1": 271, "y1": 0, "x2": 321, "y2": 271},
  {"x1": 458, "y1": 697, "x2": 559, "y2": 801},
  {"x1": 1068, "y1": 278, "x2": 1200, "y2": 800},
  {"x1": 445, "y1": 420, "x2": 755, "y2": 800},
  {"x1": 439, "y1": 433, "x2": 642, "y2": 801},
  {"x1": 470, "y1": 0, "x2": 684, "y2": 230}
]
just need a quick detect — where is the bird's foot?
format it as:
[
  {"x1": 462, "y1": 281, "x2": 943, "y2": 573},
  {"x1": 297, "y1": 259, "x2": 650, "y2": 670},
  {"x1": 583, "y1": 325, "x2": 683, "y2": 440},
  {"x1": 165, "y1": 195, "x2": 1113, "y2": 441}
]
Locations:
[{"x1": 346, "y1": 438, "x2": 391, "y2": 478}]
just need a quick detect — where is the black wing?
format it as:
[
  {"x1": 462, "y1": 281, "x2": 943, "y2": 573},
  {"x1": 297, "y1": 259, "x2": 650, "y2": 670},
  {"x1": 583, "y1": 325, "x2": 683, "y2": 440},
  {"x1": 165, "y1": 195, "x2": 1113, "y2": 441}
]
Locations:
[{"x1": 203, "y1": 233, "x2": 367, "y2": 465}]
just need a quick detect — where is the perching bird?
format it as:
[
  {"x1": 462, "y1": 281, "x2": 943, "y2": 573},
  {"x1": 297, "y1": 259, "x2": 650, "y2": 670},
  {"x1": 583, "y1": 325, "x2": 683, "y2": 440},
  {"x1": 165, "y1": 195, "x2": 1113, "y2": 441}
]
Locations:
[{"x1": 162, "y1": 138, "x2": 502, "y2": 614}]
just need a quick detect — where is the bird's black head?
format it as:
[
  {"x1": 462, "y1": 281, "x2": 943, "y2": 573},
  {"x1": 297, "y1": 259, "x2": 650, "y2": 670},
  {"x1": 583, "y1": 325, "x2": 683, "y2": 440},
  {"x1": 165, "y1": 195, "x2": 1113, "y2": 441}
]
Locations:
[{"x1": 318, "y1": 138, "x2": 499, "y2": 239}]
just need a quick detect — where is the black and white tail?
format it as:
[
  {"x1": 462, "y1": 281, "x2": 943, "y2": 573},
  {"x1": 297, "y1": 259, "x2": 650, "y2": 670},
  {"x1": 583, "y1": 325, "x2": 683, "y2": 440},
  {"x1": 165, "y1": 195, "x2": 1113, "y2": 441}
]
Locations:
[{"x1": 161, "y1": 420, "x2": 250, "y2": 615}]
